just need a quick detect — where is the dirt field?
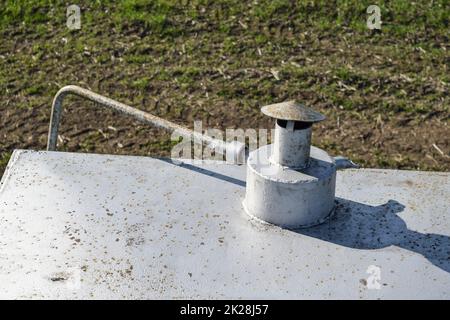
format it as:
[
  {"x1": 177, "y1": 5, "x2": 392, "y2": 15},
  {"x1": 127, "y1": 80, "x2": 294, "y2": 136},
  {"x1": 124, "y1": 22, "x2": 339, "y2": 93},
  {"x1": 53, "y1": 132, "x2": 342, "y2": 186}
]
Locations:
[{"x1": 1, "y1": 1, "x2": 449, "y2": 176}]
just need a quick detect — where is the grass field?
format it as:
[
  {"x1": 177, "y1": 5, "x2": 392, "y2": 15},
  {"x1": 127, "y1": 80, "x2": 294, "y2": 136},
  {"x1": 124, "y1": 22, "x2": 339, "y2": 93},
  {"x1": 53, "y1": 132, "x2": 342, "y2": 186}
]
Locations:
[{"x1": 0, "y1": 0, "x2": 449, "y2": 175}]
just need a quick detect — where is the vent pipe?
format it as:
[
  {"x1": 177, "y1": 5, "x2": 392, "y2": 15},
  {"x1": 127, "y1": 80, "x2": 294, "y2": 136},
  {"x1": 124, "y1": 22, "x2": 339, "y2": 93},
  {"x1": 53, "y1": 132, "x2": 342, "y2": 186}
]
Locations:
[{"x1": 244, "y1": 101, "x2": 336, "y2": 228}]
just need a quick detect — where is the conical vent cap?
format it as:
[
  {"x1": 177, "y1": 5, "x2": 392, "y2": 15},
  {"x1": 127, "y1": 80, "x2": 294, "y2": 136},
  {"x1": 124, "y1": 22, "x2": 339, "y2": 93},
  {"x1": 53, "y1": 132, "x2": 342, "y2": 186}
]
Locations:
[{"x1": 261, "y1": 100, "x2": 326, "y2": 123}]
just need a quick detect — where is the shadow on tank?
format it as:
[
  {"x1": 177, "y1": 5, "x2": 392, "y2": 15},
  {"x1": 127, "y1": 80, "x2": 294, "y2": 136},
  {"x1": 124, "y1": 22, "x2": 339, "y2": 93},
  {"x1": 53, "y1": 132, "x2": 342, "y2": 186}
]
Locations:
[
  {"x1": 293, "y1": 198, "x2": 450, "y2": 274},
  {"x1": 160, "y1": 158, "x2": 450, "y2": 274}
]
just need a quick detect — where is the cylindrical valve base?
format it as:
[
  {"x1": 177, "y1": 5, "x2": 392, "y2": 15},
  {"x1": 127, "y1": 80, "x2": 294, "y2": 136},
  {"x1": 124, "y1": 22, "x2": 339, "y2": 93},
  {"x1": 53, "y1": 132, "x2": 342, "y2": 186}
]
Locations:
[{"x1": 243, "y1": 144, "x2": 336, "y2": 228}]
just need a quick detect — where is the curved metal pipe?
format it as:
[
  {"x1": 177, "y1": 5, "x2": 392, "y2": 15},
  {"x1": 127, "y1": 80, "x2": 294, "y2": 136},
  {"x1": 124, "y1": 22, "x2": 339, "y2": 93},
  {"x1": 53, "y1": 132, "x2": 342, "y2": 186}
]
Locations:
[{"x1": 47, "y1": 85, "x2": 246, "y2": 163}]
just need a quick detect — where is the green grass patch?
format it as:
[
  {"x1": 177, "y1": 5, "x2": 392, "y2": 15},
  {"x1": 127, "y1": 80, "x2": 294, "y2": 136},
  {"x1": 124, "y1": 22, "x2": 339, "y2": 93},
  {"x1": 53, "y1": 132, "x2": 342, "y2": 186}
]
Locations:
[
  {"x1": 0, "y1": 0, "x2": 448, "y2": 171},
  {"x1": 131, "y1": 76, "x2": 152, "y2": 89},
  {"x1": 0, "y1": 152, "x2": 12, "y2": 177},
  {"x1": 1, "y1": 1, "x2": 448, "y2": 39}
]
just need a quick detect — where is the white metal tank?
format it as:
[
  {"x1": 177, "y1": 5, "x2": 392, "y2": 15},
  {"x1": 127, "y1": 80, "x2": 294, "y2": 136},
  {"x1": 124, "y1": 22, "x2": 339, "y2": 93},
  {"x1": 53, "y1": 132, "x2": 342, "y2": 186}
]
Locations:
[{"x1": 0, "y1": 86, "x2": 449, "y2": 299}]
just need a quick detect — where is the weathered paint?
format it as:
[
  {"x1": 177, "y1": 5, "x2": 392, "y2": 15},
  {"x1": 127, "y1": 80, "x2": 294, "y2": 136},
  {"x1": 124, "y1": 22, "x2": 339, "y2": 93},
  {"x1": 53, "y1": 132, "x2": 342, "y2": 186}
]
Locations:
[{"x1": 0, "y1": 150, "x2": 449, "y2": 299}]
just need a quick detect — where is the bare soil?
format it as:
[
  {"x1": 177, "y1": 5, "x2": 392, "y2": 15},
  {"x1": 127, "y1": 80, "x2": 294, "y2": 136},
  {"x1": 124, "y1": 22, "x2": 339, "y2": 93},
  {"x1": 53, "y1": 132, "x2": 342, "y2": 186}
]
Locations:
[{"x1": 1, "y1": 2, "x2": 449, "y2": 175}]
